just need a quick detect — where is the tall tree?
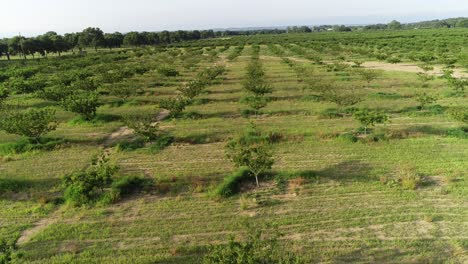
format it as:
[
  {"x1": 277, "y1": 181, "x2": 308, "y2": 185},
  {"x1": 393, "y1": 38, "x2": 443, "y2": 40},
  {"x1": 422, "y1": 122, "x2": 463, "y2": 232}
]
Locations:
[{"x1": 78, "y1": 27, "x2": 105, "y2": 51}]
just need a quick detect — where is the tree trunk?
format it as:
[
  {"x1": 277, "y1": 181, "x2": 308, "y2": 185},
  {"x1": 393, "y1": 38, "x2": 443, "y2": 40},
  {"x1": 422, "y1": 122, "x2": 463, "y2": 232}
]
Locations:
[
  {"x1": 6, "y1": 53, "x2": 10, "y2": 61},
  {"x1": 255, "y1": 174, "x2": 259, "y2": 187}
]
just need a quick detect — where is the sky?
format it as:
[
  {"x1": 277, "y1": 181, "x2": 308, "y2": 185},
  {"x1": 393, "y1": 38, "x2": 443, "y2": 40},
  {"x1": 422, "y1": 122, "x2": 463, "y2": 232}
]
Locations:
[{"x1": 1, "y1": 0, "x2": 468, "y2": 37}]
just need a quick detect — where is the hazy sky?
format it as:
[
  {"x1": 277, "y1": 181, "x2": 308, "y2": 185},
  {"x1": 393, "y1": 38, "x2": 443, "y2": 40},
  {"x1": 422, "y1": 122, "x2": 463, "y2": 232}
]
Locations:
[{"x1": 1, "y1": 0, "x2": 467, "y2": 37}]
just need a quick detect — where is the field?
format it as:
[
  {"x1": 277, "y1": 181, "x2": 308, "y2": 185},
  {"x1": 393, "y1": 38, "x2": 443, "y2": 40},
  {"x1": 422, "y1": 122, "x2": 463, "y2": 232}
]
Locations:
[{"x1": 0, "y1": 29, "x2": 467, "y2": 263}]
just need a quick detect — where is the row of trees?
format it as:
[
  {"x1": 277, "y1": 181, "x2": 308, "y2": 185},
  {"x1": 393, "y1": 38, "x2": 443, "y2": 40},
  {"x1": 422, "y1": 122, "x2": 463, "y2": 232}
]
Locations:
[{"x1": 0, "y1": 27, "x2": 221, "y2": 60}]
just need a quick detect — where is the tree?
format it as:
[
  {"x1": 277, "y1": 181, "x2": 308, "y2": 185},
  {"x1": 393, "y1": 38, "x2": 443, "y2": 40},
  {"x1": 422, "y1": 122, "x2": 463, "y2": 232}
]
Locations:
[
  {"x1": 177, "y1": 80, "x2": 206, "y2": 100},
  {"x1": 158, "y1": 96, "x2": 189, "y2": 117},
  {"x1": 123, "y1": 113, "x2": 160, "y2": 142},
  {"x1": 62, "y1": 91, "x2": 100, "y2": 120},
  {"x1": 0, "y1": 108, "x2": 57, "y2": 141},
  {"x1": 325, "y1": 87, "x2": 363, "y2": 112},
  {"x1": 388, "y1": 20, "x2": 402, "y2": 30},
  {"x1": 78, "y1": 27, "x2": 105, "y2": 51},
  {"x1": 0, "y1": 40, "x2": 10, "y2": 60},
  {"x1": 204, "y1": 222, "x2": 302, "y2": 264},
  {"x1": 123, "y1": 32, "x2": 142, "y2": 47},
  {"x1": 353, "y1": 108, "x2": 389, "y2": 134},
  {"x1": 63, "y1": 152, "x2": 118, "y2": 206},
  {"x1": 415, "y1": 93, "x2": 437, "y2": 110},
  {"x1": 356, "y1": 69, "x2": 380, "y2": 87},
  {"x1": 104, "y1": 32, "x2": 124, "y2": 49},
  {"x1": 108, "y1": 82, "x2": 137, "y2": 101},
  {"x1": 455, "y1": 18, "x2": 468, "y2": 28},
  {"x1": 225, "y1": 124, "x2": 274, "y2": 187},
  {"x1": 448, "y1": 108, "x2": 468, "y2": 124}
]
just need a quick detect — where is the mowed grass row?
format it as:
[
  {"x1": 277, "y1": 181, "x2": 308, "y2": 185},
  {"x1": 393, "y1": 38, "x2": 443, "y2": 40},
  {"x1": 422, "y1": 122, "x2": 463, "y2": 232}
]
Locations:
[{"x1": 0, "y1": 43, "x2": 466, "y2": 263}]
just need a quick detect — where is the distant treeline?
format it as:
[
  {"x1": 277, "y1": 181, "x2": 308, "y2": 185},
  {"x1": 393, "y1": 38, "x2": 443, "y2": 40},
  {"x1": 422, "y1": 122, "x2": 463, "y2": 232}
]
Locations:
[
  {"x1": 0, "y1": 27, "x2": 283, "y2": 60},
  {"x1": 1, "y1": 17, "x2": 467, "y2": 60},
  {"x1": 287, "y1": 17, "x2": 468, "y2": 33}
]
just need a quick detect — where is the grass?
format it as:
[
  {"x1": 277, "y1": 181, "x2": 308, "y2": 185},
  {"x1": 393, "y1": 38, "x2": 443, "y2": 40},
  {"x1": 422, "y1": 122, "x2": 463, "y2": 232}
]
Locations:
[{"x1": 0, "y1": 37, "x2": 466, "y2": 263}]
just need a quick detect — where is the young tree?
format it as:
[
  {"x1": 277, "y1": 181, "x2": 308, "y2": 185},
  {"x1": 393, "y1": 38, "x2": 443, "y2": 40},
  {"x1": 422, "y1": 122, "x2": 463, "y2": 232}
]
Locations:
[
  {"x1": 448, "y1": 108, "x2": 468, "y2": 124},
  {"x1": 225, "y1": 124, "x2": 274, "y2": 187},
  {"x1": 353, "y1": 108, "x2": 389, "y2": 134},
  {"x1": 78, "y1": 27, "x2": 105, "y2": 51},
  {"x1": 325, "y1": 88, "x2": 363, "y2": 112},
  {"x1": 177, "y1": 80, "x2": 206, "y2": 100},
  {"x1": 204, "y1": 222, "x2": 302, "y2": 264},
  {"x1": 387, "y1": 20, "x2": 403, "y2": 30},
  {"x1": 158, "y1": 96, "x2": 189, "y2": 117},
  {"x1": 356, "y1": 69, "x2": 380, "y2": 87},
  {"x1": 123, "y1": 114, "x2": 160, "y2": 142},
  {"x1": 0, "y1": 108, "x2": 57, "y2": 141},
  {"x1": 108, "y1": 82, "x2": 137, "y2": 102},
  {"x1": 63, "y1": 152, "x2": 118, "y2": 206},
  {"x1": 62, "y1": 91, "x2": 100, "y2": 120},
  {"x1": 415, "y1": 93, "x2": 438, "y2": 110}
]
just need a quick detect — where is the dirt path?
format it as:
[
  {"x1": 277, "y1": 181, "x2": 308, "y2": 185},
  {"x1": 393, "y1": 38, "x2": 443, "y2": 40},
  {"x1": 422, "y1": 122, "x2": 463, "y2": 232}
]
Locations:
[
  {"x1": 102, "y1": 110, "x2": 170, "y2": 147},
  {"x1": 360, "y1": 61, "x2": 468, "y2": 78},
  {"x1": 255, "y1": 55, "x2": 468, "y2": 79},
  {"x1": 16, "y1": 208, "x2": 63, "y2": 246}
]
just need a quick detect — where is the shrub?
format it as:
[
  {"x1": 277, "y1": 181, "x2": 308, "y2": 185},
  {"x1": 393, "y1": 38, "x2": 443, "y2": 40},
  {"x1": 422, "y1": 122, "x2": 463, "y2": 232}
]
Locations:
[
  {"x1": 177, "y1": 80, "x2": 206, "y2": 99},
  {"x1": 62, "y1": 91, "x2": 100, "y2": 120},
  {"x1": 109, "y1": 83, "x2": 137, "y2": 101},
  {"x1": 415, "y1": 93, "x2": 438, "y2": 110},
  {"x1": 0, "y1": 108, "x2": 57, "y2": 140},
  {"x1": 204, "y1": 222, "x2": 302, "y2": 264},
  {"x1": 212, "y1": 168, "x2": 251, "y2": 198},
  {"x1": 157, "y1": 65, "x2": 179, "y2": 77},
  {"x1": 38, "y1": 85, "x2": 73, "y2": 102},
  {"x1": 0, "y1": 239, "x2": 15, "y2": 264},
  {"x1": 63, "y1": 153, "x2": 118, "y2": 206},
  {"x1": 396, "y1": 167, "x2": 422, "y2": 190},
  {"x1": 353, "y1": 108, "x2": 389, "y2": 134},
  {"x1": 123, "y1": 114, "x2": 160, "y2": 141},
  {"x1": 0, "y1": 137, "x2": 65, "y2": 155},
  {"x1": 101, "y1": 176, "x2": 154, "y2": 204},
  {"x1": 158, "y1": 96, "x2": 189, "y2": 117},
  {"x1": 448, "y1": 107, "x2": 468, "y2": 123},
  {"x1": 0, "y1": 85, "x2": 9, "y2": 105},
  {"x1": 148, "y1": 135, "x2": 174, "y2": 153}
]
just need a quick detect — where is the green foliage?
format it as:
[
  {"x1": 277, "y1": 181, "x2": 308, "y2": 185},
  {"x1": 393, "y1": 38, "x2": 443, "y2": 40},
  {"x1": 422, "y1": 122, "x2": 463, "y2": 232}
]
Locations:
[
  {"x1": 63, "y1": 153, "x2": 118, "y2": 206},
  {"x1": 356, "y1": 69, "x2": 380, "y2": 86},
  {"x1": 204, "y1": 222, "x2": 302, "y2": 264},
  {"x1": 324, "y1": 88, "x2": 363, "y2": 110},
  {"x1": 212, "y1": 168, "x2": 251, "y2": 198},
  {"x1": 109, "y1": 82, "x2": 137, "y2": 100},
  {"x1": 123, "y1": 114, "x2": 160, "y2": 141},
  {"x1": 0, "y1": 137, "x2": 65, "y2": 155},
  {"x1": 157, "y1": 65, "x2": 179, "y2": 77},
  {"x1": 0, "y1": 239, "x2": 15, "y2": 264},
  {"x1": 415, "y1": 93, "x2": 438, "y2": 110},
  {"x1": 101, "y1": 176, "x2": 154, "y2": 204},
  {"x1": 225, "y1": 124, "x2": 274, "y2": 187},
  {"x1": 0, "y1": 85, "x2": 9, "y2": 104},
  {"x1": 158, "y1": 96, "x2": 189, "y2": 117},
  {"x1": 2, "y1": 77, "x2": 47, "y2": 94},
  {"x1": 62, "y1": 91, "x2": 100, "y2": 120},
  {"x1": 0, "y1": 108, "x2": 57, "y2": 140},
  {"x1": 448, "y1": 108, "x2": 468, "y2": 123},
  {"x1": 177, "y1": 80, "x2": 206, "y2": 99},
  {"x1": 241, "y1": 95, "x2": 270, "y2": 113},
  {"x1": 353, "y1": 108, "x2": 389, "y2": 134}
]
